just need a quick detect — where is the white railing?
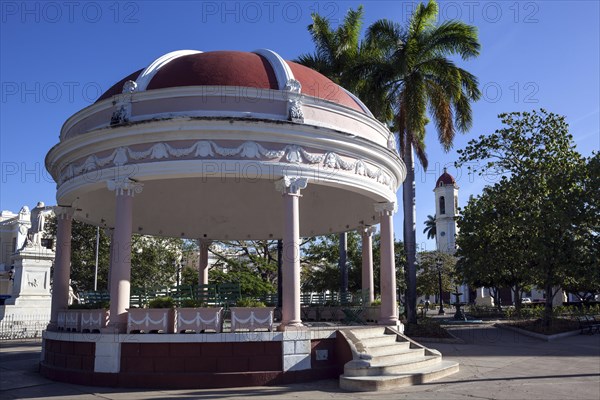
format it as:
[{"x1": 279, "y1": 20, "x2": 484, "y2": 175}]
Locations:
[{"x1": 0, "y1": 313, "x2": 50, "y2": 340}]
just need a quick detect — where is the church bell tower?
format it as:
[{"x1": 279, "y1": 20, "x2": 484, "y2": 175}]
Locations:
[{"x1": 434, "y1": 168, "x2": 459, "y2": 254}]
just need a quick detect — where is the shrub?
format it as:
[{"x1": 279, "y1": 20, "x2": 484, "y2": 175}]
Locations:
[
  {"x1": 236, "y1": 297, "x2": 266, "y2": 307},
  {"x1": 180, "y1": 298, "x2": 205, "y2": 308},
  {"x1": 148, "y1": 296, "x2": 175, "y2": 308}
]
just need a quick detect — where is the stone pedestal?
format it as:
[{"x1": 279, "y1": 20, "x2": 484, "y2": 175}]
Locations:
[
  {"x1": 0, "y1": 244, "x2": 54, "y2": 339},
  {"x1": 5, "y1": 245, "x2": 54, "y2": 308}
]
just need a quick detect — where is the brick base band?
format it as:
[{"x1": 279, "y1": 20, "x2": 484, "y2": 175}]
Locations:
[{"x1": 40, "y1": 337, "x2": 350, "y2": 389}]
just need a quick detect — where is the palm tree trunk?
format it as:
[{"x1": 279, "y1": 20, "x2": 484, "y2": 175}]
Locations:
[{"x1": 402, "y1": 143, "x2": 418, "y2": 324}]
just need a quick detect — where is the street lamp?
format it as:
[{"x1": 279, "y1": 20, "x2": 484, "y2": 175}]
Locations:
[{"x1": 436, "y1": 257, "x2": 445, "y2": 315}]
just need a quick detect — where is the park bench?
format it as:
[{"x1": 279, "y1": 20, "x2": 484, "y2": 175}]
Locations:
[{"x1": 576, "y1": 315, "x2": 600, "y2": 334}]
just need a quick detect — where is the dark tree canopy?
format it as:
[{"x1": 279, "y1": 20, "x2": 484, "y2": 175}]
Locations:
[{"x1": 456, "y1": 109, "x2": 598, "y2": 323}]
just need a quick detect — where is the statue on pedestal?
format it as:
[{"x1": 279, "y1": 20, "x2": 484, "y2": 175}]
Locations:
[{"x1": 23, "y1": 202, "x2": 53, "y2": 249}]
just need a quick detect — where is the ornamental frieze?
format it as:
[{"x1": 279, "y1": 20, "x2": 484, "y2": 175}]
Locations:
[{"x1": 57, "y1": 140, "x2": 395, "y2": 189}]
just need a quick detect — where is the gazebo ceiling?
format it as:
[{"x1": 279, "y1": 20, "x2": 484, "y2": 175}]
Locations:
[{"x1": 46, "y1": 49, "x2": 405, "y2": 239}]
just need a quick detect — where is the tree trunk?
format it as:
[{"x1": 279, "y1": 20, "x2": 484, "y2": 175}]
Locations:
[
  {"x1": 402, "y1": 144, "x2": 417, "y2": 324},
  {"x1": 512, "y1": 284, "x2": 522, "y2": 315},
  {"x1": 544, "y1": 282, "x2": 554, "y2": 327}
]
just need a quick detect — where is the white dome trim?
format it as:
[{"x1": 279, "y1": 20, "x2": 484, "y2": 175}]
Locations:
[
  {"x1": 135, "y1": 50, "x2": 203, "y2": 91},
  {"x1": 252, "y1": 48, "x2": 295, "y2": 90},
  {"x1": 341, "y1": 87, "x2": 374, "y2": 118}
]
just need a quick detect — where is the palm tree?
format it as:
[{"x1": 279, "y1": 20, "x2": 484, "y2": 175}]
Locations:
[
  {"x1": 296, "y1": 7, "x2": 393, "y2": 122},
  {"x1": 423, "y1": 214, "x2": 437, "y2": 241},
  {"x1": 300, "y1": 1, "x2": 481, "y2": 325},
  {"x1": 363, "y1": 0, "x2": 481, "y2": 324}
]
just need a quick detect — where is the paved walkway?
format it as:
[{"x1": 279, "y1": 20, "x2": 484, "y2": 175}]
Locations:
[{"x1": 1, "y1": 325, "x2": 599, "y2": 400}]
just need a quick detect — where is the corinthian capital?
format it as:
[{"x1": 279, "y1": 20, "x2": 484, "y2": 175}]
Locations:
[
  {"x1": 107, "y1": 178, "x2": 144, "y2": 197},
  {"x1": 374, "y1": 201, "x2": 397, "y2": 216},
  {"x1": 54, "y1": 206, "x2": 74, "y2": 220},
  {"x1": 275, "y1": 176, "x2": 308, "y2": 195}
]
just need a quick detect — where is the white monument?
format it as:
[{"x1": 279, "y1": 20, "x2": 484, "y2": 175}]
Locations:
[{"x1": 0, "y1": 202, "x2": 55, "y2": 338}]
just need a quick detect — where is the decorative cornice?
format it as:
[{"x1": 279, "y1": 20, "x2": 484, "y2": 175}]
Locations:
[
  {"x1": 58, "y1": 141, "x2": 394, "y2": 190},
  {"x1": 107, "y1": 178, "x2": 144, "y2": 197},
  {"x1": 374, "y1": 202, "x2": 397, "y2": 216},
  {"x1": 275, "y1": 176, "x2": 308, "y2": 195}
]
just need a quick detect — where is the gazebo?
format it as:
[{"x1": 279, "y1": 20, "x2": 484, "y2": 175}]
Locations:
[{"x1": 41, "y1": 49, "x2": 457, "y2": 390}]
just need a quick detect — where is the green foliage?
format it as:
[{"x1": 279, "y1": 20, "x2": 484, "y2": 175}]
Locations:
[
  {"x1": 363, "y1": 0, "x2": 481, "y2": 325},
  {"x1": 235, "y1": 297, "x2": 266, "y2": 307},
  {"x1": 45, "y1": 217, "x2": 185, "y2": 293},
  {"x1": 45, "y1": 217, "x2": 111, "y2": 294},
  {"x1": 181, "y1": 265, "x2": 199, "y2": 287},
  {"x1": 370, "y1": 299, "x2": 382, "y2": 306},
  {"x1": 148, "y1": 296, "x2": 174, "y2": 309},
  {"x1": 456, "y1": 110, "x2": 598, "y2": 325},
  {"x1": 456, "y1": 178, "x2": 534, "y2": 310},
  {"x1": 209, "y1": 257, "x2": 275, "y2": 298},
  {"x1": 301, "y1": 233, "x2": 406, "y2": 296},
  {"x1": 68, "y1": 301, "x2": 109, "y2": 310},
  {"x1": 296, "y1": 6, "x2": 393, "y2": 122},
  {"x1": 416, "y1": 251, "x2": 457, "y2": 297},
  {"x1": 423, "y1": 215, "x2": 437, "y2": 241},
  {"x1": 179, "y1": 298, "x2": 205, "y2": 308},
  {"x1": 130, "y1": 235, "x2": 182, "y2": 290},
  {"x1": 301, "y1": 232, "x2": 362, "y2": 293}
]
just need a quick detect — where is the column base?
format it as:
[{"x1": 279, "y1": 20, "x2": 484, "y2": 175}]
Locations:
[
  {"x1": 46, "y1": 323, "x2": 59, "y2": 332},
  {"x1": 277, "y1": 322, "x2": 306, "y2": 332},
  {"x1": 102, "y1": 324, "x2": 127, "y2": 334},
  {"x1": 377, "y1": 317, "x2": 399, "y2": 326}
]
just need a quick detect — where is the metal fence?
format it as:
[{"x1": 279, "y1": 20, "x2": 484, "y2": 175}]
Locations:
[{"x1": 0, "y1": 313, "x2": 49, "y2": 340}]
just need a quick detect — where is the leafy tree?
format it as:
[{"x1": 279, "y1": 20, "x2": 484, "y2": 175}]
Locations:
[
  {"x1": 560, "y1": 152, "x2": 600, "y2": 302},
  {"x1": 208, "y1": 240, "x2": 279, "y2": 297},
  {"x1": 363, "y1": 0, "x2": 481, "y2": 324},
  {"x1": 416, "y1": 251, "x2": 456, "y2": 299},
  {"x1": 423, "y1": 215, "x2": 437, "y2": 241},
  {"x1": 130, "y1": 235, "x2": 182, "y2": 290},
  {"x1": 456, "y1": 109, "x2": 593, "y2": 324},
  {"x1": 46, "y1": 217, "x2": 183, "y2": 294},
  {"x1": 45, "y1": 217, "x2": 111, "y2": 294},
  {"x1": 301, "y1": 232, "x2": 407, "y2": 300},
  {"x1": 302, "y1": 232, "x2": 363, "y2": 293},
  {"x1": 456, "y1": 178, "x2": 534, "y2": 312}
]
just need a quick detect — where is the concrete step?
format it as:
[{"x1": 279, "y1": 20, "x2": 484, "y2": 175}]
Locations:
[
  {"x1": 346, "y1": 327, "x2": 388, "y2": 339},
  {"x1": 364, "y1": 341, "x2": 411, "y2": 356},
  {"x1": 340, "y1": 360, "x2": 460, "y2": 392},
  {"x1": 359, "y1": 335, "x2": 399, "y2": 347},
  {"x1": 345, "y1": 354, "x2": 440, "y2": 377},
  {"x1": 368, "y1": 347, "x2": 425, "y2": 366}
]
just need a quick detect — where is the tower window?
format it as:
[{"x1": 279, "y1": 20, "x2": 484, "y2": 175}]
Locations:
[{"x1": 439, "y1": 196, "x2": 446, "y2": 215}]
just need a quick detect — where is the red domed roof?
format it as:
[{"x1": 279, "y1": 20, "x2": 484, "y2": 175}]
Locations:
[
  {"x1": 436, "y1": 168, "x2": 456, "y2": 187},
  {"x1": 96, "y1": 50, "x2": 365, "y2": 113}
]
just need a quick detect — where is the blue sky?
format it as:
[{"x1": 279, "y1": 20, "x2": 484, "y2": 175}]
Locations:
[{"x1": 1, "y1": 1, "x2": 599, "y2": 250}]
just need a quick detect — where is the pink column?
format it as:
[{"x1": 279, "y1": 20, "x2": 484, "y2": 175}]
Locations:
[
  {"x1": 106, "y1": 179, "x2": 143, "y2": 332},
  {"x1": 198, "y1": 240, "x2": 210, "y2": 285},
  {"x1": 376, "y1": 202, "x2": 398, "y2": 325},
  {"x1": 361, "y1": 226, "x2": 376, "y2": 304},
  {"x1": 276, "y1": 176, "x2": 307, "y2": 330},
  {"x1": 48, "y1": 207, "x2": 73, "y2": 330}
]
